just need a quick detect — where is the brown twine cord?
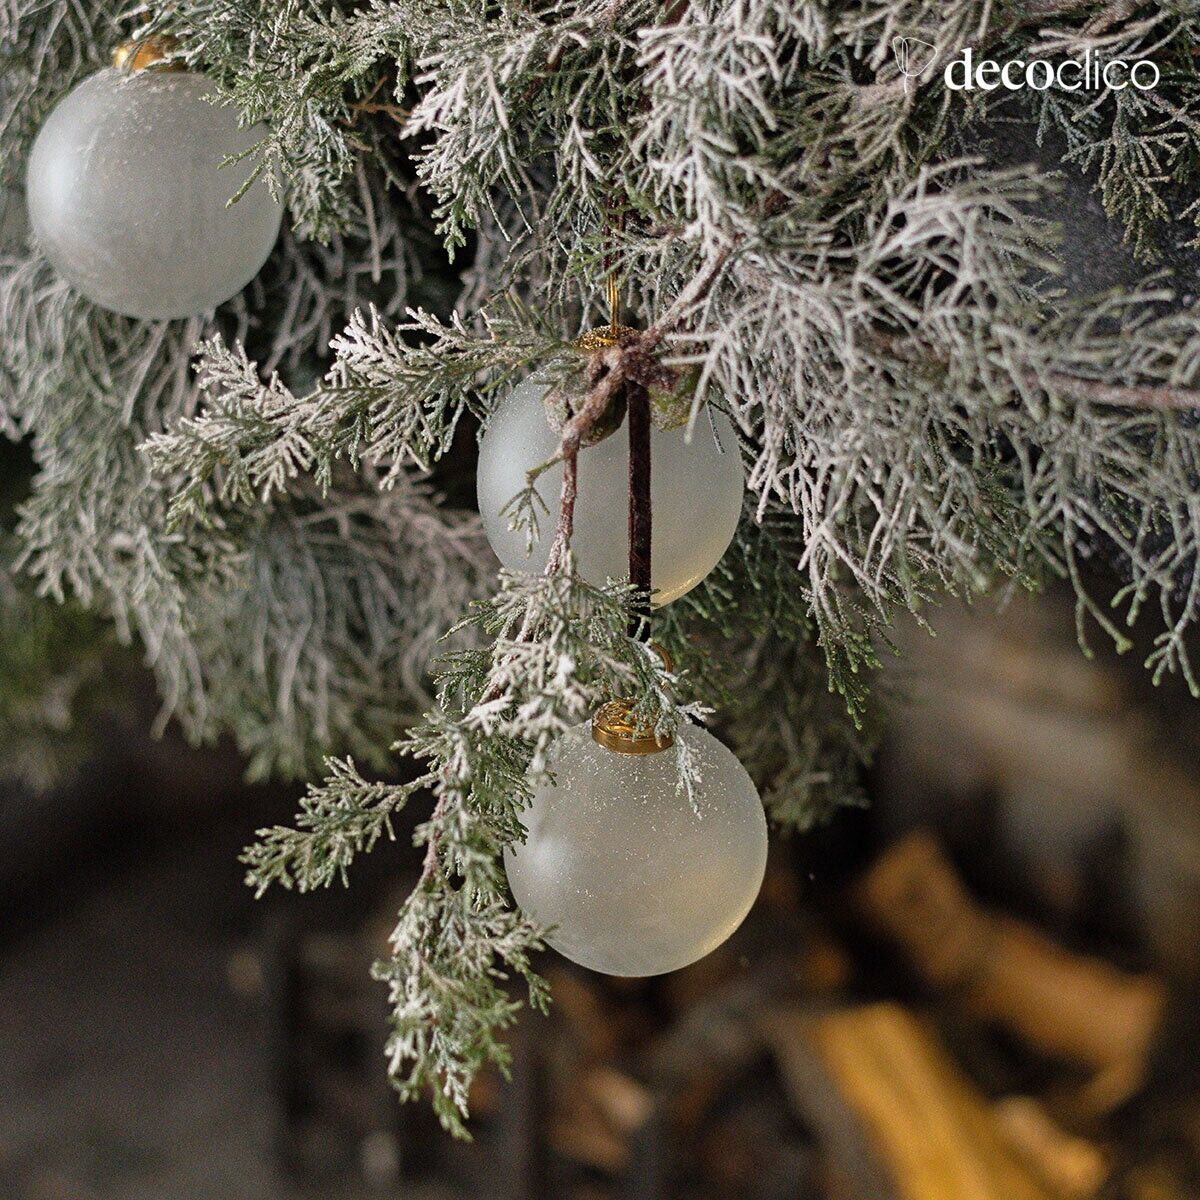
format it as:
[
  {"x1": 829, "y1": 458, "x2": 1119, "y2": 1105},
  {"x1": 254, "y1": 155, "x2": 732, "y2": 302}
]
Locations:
[{"x1": 627, "y1": 379, "x2": 652, "y2": 639}]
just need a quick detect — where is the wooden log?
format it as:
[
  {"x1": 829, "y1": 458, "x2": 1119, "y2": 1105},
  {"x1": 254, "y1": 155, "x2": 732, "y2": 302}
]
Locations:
[
  {"x1": 631, "y1": 953, "x2": 893, "y2": 1200},
  {"x1": 536, "y1": 967, "x2": 657, "y2": 1175},
  {"x1": 853, "y1": 831, "x2": 1167, "y2": 1113},
  {"x1": 549, "y1": 1067, "x2": 653, "y2": 1174},
  {"x1": 992, "y1": 1097, "x2": 1108, "y2": 1199},
  {"x1": 762, "y1": 1004, "x2": 1060, "y2": 1200},
  {"x1": 1126, "y1": 1162, "x2": 1195, "y2": 1200}
]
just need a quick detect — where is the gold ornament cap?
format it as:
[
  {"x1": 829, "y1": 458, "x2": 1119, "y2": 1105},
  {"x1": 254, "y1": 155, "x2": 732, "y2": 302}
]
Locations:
[
  {"x1": 591, "y1": 700, "x2": 674, "y2": 755},
  {"x1": 573, "y1": 324, "x2": 639, "y2": 352},
  {"x1": 590, "y1": 647, "x2": 676, "y2": 755},
  {"x1": 113, "y1": 35, "x2": 183, "y2": 72}
]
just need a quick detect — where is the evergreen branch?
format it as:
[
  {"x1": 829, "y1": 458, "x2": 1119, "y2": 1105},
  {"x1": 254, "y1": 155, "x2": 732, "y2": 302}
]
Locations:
[
  {"x1": 242, "y1": 759, "x2": 431, "y2": 895},
  {"x1": 158, "y1": 0, "x2": 414, "y2": 239},
  {"x1": 250, "y1": 562, "x2": 705, "y2": 1130},
  {"x1": 147, "y1": 308, "x2": 566, "y2": 510}
]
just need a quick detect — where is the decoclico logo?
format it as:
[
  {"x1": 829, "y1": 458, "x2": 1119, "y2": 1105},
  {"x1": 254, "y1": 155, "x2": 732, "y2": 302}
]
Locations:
[{"x1": 944, "y1": 46, "x2": 1160, "y2": 92}]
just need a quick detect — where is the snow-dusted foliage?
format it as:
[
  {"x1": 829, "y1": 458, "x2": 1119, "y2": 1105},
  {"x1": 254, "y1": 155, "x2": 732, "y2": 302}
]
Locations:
[{"x1": 4, "y1": 0, "x2": 1200, "y2": 1130}]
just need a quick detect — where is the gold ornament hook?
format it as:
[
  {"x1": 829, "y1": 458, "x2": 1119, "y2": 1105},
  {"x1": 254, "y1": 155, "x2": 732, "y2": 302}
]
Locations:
[
  {"x1": 571, "y1": 247, "x2": 629, "y2": 350},
  {"x1": 650, "y1": 641, "x2": 673, "y2": 673},
  {"x1": 113, "y1": 34, "x2": 183, "y2": 73}
]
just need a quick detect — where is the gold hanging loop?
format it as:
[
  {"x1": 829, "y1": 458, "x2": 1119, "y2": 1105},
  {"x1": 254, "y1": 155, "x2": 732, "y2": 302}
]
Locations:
[
  {"x1": 113, "y1": 34, "x2": 184, "y2": 72},
  {"x1": 649, "y1": 641, "x2": 673, "y2": 673}
]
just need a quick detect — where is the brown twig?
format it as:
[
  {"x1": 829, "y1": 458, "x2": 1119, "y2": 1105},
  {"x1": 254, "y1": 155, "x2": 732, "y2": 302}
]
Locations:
[
  {"x1": 539, "y1": 246, "x2": 734, "y2": 578},
  {"x1": 643, "y1": 245, "x2": 733, "y2": 350},
  {"x1": 346, "y1": 75, "x2": 410, "y2": 128},
  {"x1": 353, "y1": 100, "x2": 410, "y2": 124},
  {"x1": 417, "y1": 250, "x2": 735, "y2": 887},
  {"x1": 1045, "y1": 373, "x2": 1200, "y2": 411},
  {"x1": 870, "y1": 329, "x2": 1200, "y2": 412},
  {"x1": 420, "y1": 793, "x2": 447, "y2": 884},
  {"x1": 544, "y1": 449, "x2": 579, "y2": 577},
  {"x1": 424, "y1": 335, "x2": 642, "y2": 888}
]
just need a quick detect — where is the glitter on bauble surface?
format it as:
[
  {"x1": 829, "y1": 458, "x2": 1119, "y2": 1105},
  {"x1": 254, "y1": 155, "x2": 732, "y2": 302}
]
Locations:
[
  {"x1": 504, "y1": 718, "x2": 767, "y2": 976},
  {"x1": 26, "y1": 66, "x2": 282, "y2": 319}
]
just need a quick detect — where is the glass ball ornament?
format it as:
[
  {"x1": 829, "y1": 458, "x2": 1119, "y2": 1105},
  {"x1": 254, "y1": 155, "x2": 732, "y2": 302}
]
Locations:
[
  {"x1": 477, "y1": 374, "x2": 744, "y2": 605},
  {"x1": 504, "y1": 711, "x2": 768, "y2": 976},
  {"x1": 25, "y1": 56, "x2": 283, "y2": 320}
]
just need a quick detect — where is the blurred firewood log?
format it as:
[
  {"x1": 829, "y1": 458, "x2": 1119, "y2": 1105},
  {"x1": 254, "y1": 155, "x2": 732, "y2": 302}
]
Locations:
[
  {"x1": 633, "y1": 953, "x2": 1110, "y2": 1200},
  {"x1": 549, "y1": 1066, "x2": 653, "y2": 1174},
  {"x1": 627, "y1": 952, "x2": 854, "y2": 1199},
  {"x1": 537, "y1": 966, "x2": 657, "y2": 1175},
  {"x1": 992, "y1": 1097, "x2": 1108, "y2": 1199},
  {"x1": 762, "y1": 1004, "x2": 1068, "y2": 1200},
  {"x1": 545, "y1": 911, "x2": 849, "y2": 1182},
  {"x1": 1126, "y1": 1163, "x2": 1195, "y2": 1200},
  {"x1": 852, "y1": 831, "x2": 1167, "y2": 1114}
]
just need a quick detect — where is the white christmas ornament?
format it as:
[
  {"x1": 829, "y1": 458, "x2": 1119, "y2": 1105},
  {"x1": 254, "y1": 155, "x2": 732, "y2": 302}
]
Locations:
[
  {"x1": 477, "y1": 374, "x2": 744, "y2": 605},
  {"x1": 26, "y1": 49, "x2": 282, "y2": 320},
  {"x1": 504, "y1": 712, "x2": 767, "y2": 976}
]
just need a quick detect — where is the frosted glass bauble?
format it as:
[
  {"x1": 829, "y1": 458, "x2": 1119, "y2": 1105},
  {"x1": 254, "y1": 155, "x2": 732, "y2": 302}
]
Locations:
[
  {"x1": 26, "y1": 68, "x2": 282, "y2": 320},
  {"x1": 478, "y1": 377, "x2": 744, "y2": 605},
  {"x1": 504, "y1": 721, "x2": 767, "y2": 976}
]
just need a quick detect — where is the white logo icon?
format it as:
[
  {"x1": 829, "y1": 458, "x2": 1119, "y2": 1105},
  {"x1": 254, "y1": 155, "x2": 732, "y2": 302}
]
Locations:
[{"x1": 891, "y1": 36, "x2": 938, "y2": 91}]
